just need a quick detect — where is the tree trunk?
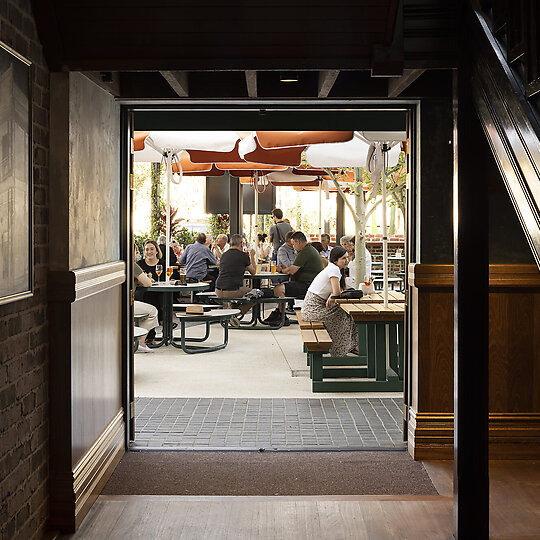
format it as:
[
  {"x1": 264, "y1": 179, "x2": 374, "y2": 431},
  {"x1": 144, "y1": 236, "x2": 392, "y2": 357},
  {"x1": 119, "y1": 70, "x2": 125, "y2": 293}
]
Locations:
[
  {"x1": 389, "y1": 204, "x2": 396, "y2": 235},
  {"x1": 354, "y1": 168, "x2": 366, "y2": 288},
  {"x1": 150, "y1": 162, "x2": 161, "y2": 239}
]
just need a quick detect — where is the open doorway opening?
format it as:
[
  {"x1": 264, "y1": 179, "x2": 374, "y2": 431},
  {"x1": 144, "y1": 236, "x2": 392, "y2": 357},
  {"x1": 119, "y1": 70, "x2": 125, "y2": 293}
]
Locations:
[{"x1": 123, "y1": 103, "x2": 416, "y2": 452}]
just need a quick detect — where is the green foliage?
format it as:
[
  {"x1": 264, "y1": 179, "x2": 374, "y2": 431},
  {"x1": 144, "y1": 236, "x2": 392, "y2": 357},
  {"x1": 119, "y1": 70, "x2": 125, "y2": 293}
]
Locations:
[
  {"x1": 155, "y1": 203, "x2": 185, "y2": 239},
  {"x1": 150, "y1": 163, "x2": 162, "y2": 239},
  {"x1": 175, "y1": 227, "x2": 198, "y2": 247},
  {"x1": 133, "y1": 232, "x2": 151, "y2": 254},
  {"x1": 207, "y1": 214, "x2": 230, "y2": 239}
]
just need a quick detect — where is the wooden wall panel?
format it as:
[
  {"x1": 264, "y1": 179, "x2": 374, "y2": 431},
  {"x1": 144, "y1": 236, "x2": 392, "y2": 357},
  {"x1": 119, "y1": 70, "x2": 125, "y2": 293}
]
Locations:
[
  {"x1": 408, "y1": 263, "x2": 540, "y2": 459},
  {"x1": 71, "y1": 286, "x2": 123, "y2": 465}
]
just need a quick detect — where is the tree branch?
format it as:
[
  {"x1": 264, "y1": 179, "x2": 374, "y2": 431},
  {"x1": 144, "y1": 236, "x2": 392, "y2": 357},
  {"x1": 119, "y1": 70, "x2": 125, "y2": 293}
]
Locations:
[{"x1": 325, "y1": 169, "x2": 360, "y2": 225}]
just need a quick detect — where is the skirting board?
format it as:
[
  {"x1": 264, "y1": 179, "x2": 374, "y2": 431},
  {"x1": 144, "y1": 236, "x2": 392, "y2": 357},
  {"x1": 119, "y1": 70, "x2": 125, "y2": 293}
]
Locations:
[
  {"x1": 71, "y1": 409, "x2": 124, "y2": 531},
  {"x1": 49, "y1": 409, "x2": 125, "y2": 532},
  {"x1": 408, "y1": 409, "x2": 540, "y2": 460}
]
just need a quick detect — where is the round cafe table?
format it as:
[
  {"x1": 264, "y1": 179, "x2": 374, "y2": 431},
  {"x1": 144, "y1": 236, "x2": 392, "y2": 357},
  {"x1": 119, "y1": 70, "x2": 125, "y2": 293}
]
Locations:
[{"x1": 142, "y1": 281, "x2": 209, "y2": 347}]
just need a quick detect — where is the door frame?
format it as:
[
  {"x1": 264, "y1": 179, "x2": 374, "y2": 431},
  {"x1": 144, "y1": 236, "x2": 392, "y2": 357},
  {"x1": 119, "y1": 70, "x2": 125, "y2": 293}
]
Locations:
[{"x1": 119, "y1": 99, "x2": 420, "y2": 447}]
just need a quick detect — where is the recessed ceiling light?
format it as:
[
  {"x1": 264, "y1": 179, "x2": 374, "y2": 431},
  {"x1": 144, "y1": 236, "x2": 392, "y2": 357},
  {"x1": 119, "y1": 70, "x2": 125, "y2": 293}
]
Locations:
[{"x1": 279, "y1": 71, "x2": 299, "y2": 83}]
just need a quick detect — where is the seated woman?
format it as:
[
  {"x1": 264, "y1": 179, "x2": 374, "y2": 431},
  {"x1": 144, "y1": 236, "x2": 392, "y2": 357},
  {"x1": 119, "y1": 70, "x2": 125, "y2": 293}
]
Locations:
[
  {"x1": 300, "y1": 246, "x2": 358, "y2": 356},
  {"x1": 255, "y1": 233, "x2": 271, "y2": 262},
  {"x1": 135, "y1": 240, "x2": 166, "y2": 343},
  {"x1": 138, "y1": 239, "x2": 165, "y2": 281}
]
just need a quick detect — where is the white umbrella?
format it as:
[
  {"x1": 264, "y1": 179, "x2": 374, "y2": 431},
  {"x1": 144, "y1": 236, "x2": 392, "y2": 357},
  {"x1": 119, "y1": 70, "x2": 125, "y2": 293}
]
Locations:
[
  {"x1": 305, "y1": 137, "x2": 370, "y2": 168},
  {"x1": 305, "y1": 131, "x2": 406, "y2": 306},
  {"x1": 134, "y1": 131, "x2": 241, "y2": 273}
]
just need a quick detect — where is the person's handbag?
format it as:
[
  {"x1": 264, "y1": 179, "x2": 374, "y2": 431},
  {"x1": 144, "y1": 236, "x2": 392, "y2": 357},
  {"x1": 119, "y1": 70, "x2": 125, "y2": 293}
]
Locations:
[{"x1": 337, "y1": 289, "x2": 364, "y2": 300}]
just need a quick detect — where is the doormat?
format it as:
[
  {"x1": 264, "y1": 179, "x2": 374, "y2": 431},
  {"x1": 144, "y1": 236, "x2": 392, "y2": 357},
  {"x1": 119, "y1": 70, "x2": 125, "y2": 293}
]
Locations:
[{"x1": 102, "y1": 451, "x2": 437, "y2": 496}]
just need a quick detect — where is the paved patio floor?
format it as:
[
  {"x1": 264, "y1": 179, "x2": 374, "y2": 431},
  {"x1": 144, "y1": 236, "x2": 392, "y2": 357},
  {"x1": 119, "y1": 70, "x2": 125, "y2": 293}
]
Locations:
[{"x1": 134, "y1": 316, "x2": 404, "y2": 449}]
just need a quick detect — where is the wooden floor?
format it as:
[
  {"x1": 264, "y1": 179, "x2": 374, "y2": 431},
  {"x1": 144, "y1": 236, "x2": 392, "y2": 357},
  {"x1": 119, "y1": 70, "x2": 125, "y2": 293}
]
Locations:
[{"x1": 61, "y1": 461, "x2": 540, "y2": 540}]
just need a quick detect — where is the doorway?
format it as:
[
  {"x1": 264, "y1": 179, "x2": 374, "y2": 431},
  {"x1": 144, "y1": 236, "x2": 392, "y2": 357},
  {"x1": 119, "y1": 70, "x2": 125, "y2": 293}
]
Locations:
[{"x1": 121, "y1": 102, "x2": 417, "y2": 452}]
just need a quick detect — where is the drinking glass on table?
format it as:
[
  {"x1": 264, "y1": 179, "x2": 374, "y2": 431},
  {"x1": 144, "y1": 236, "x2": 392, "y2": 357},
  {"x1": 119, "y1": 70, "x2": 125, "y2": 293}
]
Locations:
[
  {"x1": 155, "y1": 264, "x2": 163, "y2": 280},
  {"x1": 363, "y1": 275, "x2": 374, "y2": 296},
  {"x1": 179, "y1": 266, "x2": 186, "y2": 284},
  {"x1": 166, "y1": 266, "x2": 174, "y2": 282}
]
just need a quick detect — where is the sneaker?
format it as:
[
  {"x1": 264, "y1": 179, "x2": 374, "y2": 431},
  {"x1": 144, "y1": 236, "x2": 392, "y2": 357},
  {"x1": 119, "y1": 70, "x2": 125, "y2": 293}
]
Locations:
[
  {"x1": 229, "y1": 316, "x2": 240, "y2": 328},
  {"x1": 137, "y1": 344, "x2": 153, "y2": 353},
  {"x1": 263, "y1": 309, "x2": 281, "y2": 324}
]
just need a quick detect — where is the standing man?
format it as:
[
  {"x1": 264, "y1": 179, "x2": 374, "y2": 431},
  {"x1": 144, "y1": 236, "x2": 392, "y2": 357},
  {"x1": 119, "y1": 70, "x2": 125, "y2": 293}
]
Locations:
[
  {"x1": 320, "y1": 233, "x2": 333, "y2": 259},
  {"x1": 268, "y1": 208, "x2": 293, "y2": 263}
]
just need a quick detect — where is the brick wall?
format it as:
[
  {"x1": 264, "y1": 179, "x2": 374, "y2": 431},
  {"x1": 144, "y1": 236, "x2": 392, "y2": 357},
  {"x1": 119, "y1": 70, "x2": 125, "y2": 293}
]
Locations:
[{"x1": 0, "y1": 1, "x2": 50, "y2": 538}]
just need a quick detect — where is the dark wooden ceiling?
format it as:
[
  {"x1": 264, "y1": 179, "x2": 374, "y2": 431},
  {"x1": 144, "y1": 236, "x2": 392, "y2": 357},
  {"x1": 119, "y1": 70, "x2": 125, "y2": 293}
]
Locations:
[{"x1": 31, "y1": 0, "x2": 457, "y2": 99}]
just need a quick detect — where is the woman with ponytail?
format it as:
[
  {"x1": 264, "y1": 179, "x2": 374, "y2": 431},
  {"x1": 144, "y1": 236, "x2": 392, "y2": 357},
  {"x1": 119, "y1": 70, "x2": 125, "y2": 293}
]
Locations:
[{"x1": 301, "y1": 246, "x2": 358, "y2": 356}]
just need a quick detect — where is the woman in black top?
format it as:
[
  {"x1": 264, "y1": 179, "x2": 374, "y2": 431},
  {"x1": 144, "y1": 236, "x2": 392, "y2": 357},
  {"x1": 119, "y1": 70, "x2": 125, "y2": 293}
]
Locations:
[
  {"x1": 135, "y1": 239, "x2": 166, "y2": 341},
  {"x1": 138, "y1": 239, "x2": 165, "y2": 281}
]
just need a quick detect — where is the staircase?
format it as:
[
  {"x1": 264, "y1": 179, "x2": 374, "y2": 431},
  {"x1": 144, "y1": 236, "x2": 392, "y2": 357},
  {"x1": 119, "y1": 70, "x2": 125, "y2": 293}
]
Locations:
[{"x1": 471, "y1": 1, "x2": 540, "y2": 268}]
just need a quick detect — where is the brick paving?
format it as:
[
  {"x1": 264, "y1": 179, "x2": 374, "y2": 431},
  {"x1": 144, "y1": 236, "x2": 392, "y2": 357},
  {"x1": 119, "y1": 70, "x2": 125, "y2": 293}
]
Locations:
[{"x1": 134, "y1": 397, "x2": 405, "y2": 449}]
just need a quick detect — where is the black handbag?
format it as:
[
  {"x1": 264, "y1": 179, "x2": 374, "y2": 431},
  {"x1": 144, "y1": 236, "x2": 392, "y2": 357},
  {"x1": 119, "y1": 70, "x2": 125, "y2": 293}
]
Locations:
[{"x1": 336, "y1": 289, "x2": 364, "y2": 299}]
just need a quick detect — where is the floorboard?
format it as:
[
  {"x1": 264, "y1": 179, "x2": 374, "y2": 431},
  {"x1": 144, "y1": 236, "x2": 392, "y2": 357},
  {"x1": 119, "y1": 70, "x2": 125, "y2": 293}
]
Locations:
[{"x1": 60, "y1": 461, "x2": 540, "y2": 539}]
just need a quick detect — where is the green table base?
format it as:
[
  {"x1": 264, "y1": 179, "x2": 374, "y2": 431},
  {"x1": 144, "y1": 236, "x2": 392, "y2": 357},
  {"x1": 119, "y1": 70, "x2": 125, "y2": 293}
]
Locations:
[{"x1": 307, "y1": 319, "x2": 404, "y2": 392}]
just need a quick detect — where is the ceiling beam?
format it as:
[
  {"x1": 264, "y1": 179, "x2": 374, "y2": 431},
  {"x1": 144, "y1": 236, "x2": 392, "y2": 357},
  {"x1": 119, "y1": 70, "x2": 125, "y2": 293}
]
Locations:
[
  {"x1": 159, "y1": 71, "x2": 189, "y2": 97},
  {"x1": 318, "y1": 70, "x2": 340, "y2": 98},
  {"x1": 388, "y1": 68, "x2": 426, "y2": 97},
  {"x1": 245, "y1": 70, "x2": 257, "y2": 98},
  {"x1": 81, "y1": 72, "x2": 121, "y2": 96}
]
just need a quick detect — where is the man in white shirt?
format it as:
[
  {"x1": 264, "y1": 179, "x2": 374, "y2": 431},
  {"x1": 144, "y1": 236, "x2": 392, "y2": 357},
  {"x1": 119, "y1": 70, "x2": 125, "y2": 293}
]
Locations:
[{"x1": 212, "y1": 233, "x2": 230, "y2": 261}]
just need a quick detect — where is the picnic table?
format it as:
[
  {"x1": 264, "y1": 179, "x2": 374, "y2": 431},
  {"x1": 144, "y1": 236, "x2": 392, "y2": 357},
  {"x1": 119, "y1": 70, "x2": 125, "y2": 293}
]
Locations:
[
  {"x1": 244, "y1": 271, "x2": 288, "y2": 289},
  {"x1": 143, "y1": 282, "x2": 209, "y2": 347},
  {"x1": 174, "y1": 308, "x2": 240, "y2": 354},
  {"x1": 338, "y1": 302, "x2": 404, "y2": 390},
  {"x1": 336, "y1": 291, "x2": 405, "y2": 304},
  {"x1": 211, "y1": 295, "x2": 296, "y2": 330}
]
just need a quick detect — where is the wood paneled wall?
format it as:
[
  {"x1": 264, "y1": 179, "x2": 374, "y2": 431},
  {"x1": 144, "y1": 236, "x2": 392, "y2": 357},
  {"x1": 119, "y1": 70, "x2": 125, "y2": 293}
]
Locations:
[
  {"x1": 408, "y1": 263, "x2": 540, "y2": 459},
  {"x1": 49, "y1": 263, "x2": 125, "y2": 531},
  {"x1": 48, "y1": 73, "x2": 125, "y2": 532}
]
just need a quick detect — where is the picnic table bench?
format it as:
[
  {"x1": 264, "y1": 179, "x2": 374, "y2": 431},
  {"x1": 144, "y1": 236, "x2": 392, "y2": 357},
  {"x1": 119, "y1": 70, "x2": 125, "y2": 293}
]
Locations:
[
  {"x1": 296, "y1": 298, "x2": 404, "y2": 392},
  {"x1": 174, "y1": 308, "x2": 240, "y2": 354},
  {"x1": 297, "y1": 311, "x2": 370, "y2": 392},
  {"x1": 196, "y1": 292, "x2": 296, "y2": 330}
]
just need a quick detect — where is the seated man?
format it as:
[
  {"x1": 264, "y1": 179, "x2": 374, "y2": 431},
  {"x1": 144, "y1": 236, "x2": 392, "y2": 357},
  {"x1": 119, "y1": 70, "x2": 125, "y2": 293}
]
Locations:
[
  {"x1": 276, "y1": 230, "x2": 296, "y2": 311},
  {"x1": 178, "y1": 233, "x2": 217, "y2": 286},
  {"x1": 212, "y1": 233, "x2": 230, "y2": 262},
  {"x1": 276, "y1": 230, "x2": 296, "y2": 274},
  {"x1": 320, "y1": 233, "x2": 333, "y2": 259},
  {"x1": 264, "y1": 231, "x2": 323, "y2": 326},
  {"x1": 134, "y1": 262, "x2": 159, "y2": 351},
  {"x1": 215, "y1": 234, "x2": 257, "y2": 327}
]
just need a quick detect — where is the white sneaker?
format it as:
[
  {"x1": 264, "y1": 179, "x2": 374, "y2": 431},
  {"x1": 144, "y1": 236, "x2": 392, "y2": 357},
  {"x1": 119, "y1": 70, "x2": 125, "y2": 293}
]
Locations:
[{"x1": 137, "y1": 344, "x2": 153, "y2": 353}]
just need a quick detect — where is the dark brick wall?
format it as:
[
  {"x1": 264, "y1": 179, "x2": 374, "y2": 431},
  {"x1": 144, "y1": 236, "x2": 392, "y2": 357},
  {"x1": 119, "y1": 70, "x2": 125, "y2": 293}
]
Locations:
[{"x1": 0, "y1": 1, "x2": 50, "y2": 538}]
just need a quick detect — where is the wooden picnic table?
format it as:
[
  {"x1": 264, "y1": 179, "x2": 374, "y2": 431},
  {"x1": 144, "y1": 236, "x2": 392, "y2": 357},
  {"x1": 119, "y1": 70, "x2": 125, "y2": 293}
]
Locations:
[
  {"x1": 336, "y1": 302, "x2": 405, "y2": 391},
  {"x1": 336, "y1": 291, "x2": 405, "y2": 304}
]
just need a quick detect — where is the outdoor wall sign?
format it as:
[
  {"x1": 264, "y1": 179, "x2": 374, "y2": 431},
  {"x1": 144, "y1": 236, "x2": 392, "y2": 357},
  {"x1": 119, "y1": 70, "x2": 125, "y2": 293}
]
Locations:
[{"x1": 0, "y1": 41, "x2": 33, "y2": 305}]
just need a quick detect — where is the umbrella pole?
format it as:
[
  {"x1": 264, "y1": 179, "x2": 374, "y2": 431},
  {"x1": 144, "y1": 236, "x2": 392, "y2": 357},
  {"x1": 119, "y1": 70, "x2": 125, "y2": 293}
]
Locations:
[
  {"x1": 165, "y1": 150, "x2": 172, "y2": 279},
  {"x1": 318, "y1": 180, "x2": 322, "y2": 241},
  {"x1": 381, "y1": 145, "x2": 388, "y2": 308},
  {"x1": 254, "y1": 178, "x2": 259, "y2": 259}
]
